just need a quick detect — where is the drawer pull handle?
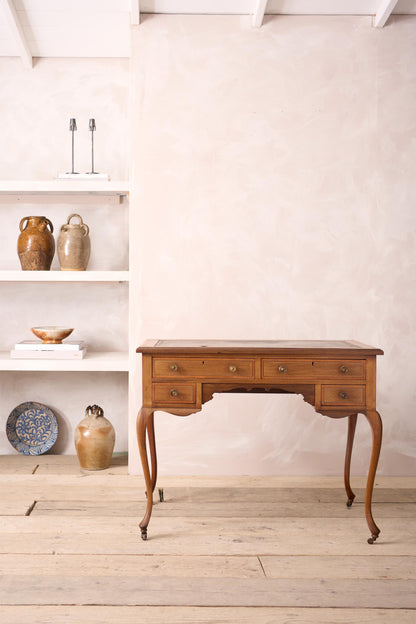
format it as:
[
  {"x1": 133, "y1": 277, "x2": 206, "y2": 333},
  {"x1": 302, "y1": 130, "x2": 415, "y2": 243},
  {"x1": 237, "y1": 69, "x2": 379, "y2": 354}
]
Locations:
[
  {"x1": 339, "y1": 365, "x2": 349, "y2": 374},
  {"x1": 339, "y1": 391, "x2": 348, "y2": 400},
  {"x1": 278, "y1": 366, "x2": 287, "y2": 373},
  {"x1": 229, "y1": 365, "x2": 237, "y2": 373},
  {"x1": 170, "y1": 389, "x2": 179, "y2": 397},
  {"x1": 170, "y1": 364, "x2": 178, "y2": 372}
]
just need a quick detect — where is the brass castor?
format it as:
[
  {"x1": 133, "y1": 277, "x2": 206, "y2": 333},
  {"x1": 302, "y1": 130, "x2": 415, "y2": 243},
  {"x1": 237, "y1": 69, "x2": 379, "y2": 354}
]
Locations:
[
  {"x1": 346, "y1": 499, "x2": 354, "y2": 508},
  {"x1": 158, "y1": 488, "x2": 164, "y2": 502},
  {"x1": 367, "y1": 534, "x2": 378, "y2": 544},
  {"x1": 141, "y1": 529, "x2": 148, "y2": 541}
]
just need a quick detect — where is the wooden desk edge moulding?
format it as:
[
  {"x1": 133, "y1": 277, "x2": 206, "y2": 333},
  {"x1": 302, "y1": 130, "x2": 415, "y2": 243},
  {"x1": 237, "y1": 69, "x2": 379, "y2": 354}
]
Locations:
[{"x1": 136, "y1": 340, "x2": 384, "y2": 544}]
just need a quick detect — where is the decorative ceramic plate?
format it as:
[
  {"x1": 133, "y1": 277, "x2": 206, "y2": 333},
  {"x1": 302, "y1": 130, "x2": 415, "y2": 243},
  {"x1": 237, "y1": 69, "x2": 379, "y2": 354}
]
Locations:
[{"x1": 6, "y1": 402, "x2": 58, "y2": 455}]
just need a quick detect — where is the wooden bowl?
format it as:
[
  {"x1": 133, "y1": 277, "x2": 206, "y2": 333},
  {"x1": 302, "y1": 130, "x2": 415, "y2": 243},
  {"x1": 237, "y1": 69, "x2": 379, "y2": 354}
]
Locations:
[{"x1": 31, "y1": 326, "x2": 74, "y2": 344}]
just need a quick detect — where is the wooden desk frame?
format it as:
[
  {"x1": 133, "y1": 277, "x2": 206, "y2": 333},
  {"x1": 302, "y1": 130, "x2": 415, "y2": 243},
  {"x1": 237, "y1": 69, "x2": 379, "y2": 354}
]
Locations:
[{"x1": 136, "y1": 340, "x2": 383, "y2": 543}]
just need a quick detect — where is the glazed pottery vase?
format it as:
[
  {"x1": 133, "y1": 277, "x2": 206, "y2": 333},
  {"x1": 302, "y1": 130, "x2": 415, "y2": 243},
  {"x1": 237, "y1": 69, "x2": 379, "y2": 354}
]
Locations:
[
  {"x1": 75, "y1": 404, "x2": 115, "y2": 470},
  {"x1": 17, "y1": 216, "x2": 55, "y2": 270},
  {"x1": 57, "y1": 213, "x2": 90, "y2": 271}
]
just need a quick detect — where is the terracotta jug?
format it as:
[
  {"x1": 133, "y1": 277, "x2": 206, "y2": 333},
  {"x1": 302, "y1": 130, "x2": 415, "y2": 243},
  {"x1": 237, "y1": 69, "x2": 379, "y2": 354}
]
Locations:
[
  {"x1": 17, "y1": 216, "x2": 55, "y2": 270},
  {"x1": 75, "y1": 404, "x2": 115, "y2": 470},
  {"x1": 57, "y1": 213, "x2": 90, "y2": 271}
]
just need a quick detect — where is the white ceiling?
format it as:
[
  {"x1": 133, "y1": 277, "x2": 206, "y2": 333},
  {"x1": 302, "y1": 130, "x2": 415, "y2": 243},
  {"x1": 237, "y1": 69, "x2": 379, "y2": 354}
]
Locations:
[{"x1": 0, "y1": 0, "x2": 415, "y2": 68}]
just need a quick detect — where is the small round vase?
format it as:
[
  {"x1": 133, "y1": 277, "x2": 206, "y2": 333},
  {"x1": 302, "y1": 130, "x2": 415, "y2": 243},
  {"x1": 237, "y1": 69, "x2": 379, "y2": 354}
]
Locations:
[
  {"x1": 17, "y1": 216, "x2": 55, "y2": 270},
  {"x1": 57, "y1": 213, "x2": 90, "y2": 271},
  {"x1": 75, "y1": 404, "x2": 115, "y2": 470}
]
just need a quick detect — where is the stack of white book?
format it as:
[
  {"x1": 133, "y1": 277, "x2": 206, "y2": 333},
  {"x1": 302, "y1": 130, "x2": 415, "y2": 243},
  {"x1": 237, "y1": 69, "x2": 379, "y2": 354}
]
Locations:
[{"x1": 11, "y1": 341, "x2": 87, "y2": 359}]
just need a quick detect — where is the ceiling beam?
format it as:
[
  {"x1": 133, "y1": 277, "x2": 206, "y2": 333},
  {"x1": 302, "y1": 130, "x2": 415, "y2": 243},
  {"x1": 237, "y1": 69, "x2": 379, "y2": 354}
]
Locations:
[
  {"x1": 374, "y1": 0, "x2": 398, "y2": 28},
  {"x1": 253, "y1": 0, "x2": 268, "y2": 28},
  {"x1": 130, "y1": 0, "x2": 140, "y2": 25},
  {"x1": 0, "y1": 0, "x2": 32, "y2": 68}
]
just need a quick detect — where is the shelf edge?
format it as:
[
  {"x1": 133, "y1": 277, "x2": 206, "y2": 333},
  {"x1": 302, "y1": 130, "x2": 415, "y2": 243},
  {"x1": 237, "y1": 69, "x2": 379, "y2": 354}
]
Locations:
[
  {"x1": 0, "y1": 270, "x2": 130, "y2": 282},
  {"x1": 0, "y1": 351, "x2": 130, "y2": 372}
]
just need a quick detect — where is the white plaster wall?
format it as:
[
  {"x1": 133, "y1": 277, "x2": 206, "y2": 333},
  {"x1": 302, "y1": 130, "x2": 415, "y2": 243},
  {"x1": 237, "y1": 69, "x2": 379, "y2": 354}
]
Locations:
[
  {"x1": 0, "y1": 58, "x2": 130, "y2": 455},
  {"x1": 130, "y1": 15, "x2": 416, "y2": 475}
]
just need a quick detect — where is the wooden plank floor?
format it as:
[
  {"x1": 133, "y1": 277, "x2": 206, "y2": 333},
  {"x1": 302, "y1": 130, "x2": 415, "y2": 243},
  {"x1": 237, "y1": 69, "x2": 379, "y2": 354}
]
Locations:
[{"x1": 0, "y1": 454, "x2": 415, "y2": 623}]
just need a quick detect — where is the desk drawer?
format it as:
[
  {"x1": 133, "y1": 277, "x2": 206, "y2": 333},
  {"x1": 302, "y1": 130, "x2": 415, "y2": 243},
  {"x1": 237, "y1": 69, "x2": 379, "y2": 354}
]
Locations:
[
  {"x1": 153, "y1": 357, "x2": 255, "y2": 380},
  {"x1": 262, "y1": 359, "x2": 365, "y2": 380},
  {"x1": 152, "y1": 383, "x2": 196, "y2": 405},
  {"x1": 321, "y1": 385, "x2": 366, "y2": 407}
]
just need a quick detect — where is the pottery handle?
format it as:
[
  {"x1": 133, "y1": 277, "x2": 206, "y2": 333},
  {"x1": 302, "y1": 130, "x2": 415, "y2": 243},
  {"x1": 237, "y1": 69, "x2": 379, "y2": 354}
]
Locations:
[
  {"x1": 95, "y1": 406, "x2": 104, "y2": 418},
  {"x1": 19, "y1": 217, "x2": 29, "y2": 232},
  {"x1": 45, "y1": 218, "x2": 54, "y2": 233},
  {"x1": 67, "y1": 214, "x2": 89, "y2": 236},
  {"x1": 67, "y1": 213, "x2": 83, "y2": 225},
  {"x1": 66, "y1": 214, "x2": 89, "y2": 236}
]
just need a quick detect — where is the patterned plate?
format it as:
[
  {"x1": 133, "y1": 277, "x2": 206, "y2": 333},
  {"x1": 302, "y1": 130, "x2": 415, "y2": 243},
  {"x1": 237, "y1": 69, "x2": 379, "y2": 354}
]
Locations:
[{"x1": 6, "y1": 402, "x2": 58, "y2": 455}]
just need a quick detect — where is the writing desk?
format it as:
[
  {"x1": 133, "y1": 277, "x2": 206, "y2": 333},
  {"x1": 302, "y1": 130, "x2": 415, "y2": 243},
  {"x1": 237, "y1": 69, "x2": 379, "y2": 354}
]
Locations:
[{"x1": 136, "y1": 339, "x2": 383, "y2": 543}]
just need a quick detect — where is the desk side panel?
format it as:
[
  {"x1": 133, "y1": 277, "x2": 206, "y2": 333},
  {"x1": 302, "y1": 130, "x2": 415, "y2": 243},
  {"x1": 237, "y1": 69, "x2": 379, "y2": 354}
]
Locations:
[
  {"x1": 142, "y1": 354, "x2": 153, "y2": 407},
  {"x1": 366, "y1": 356, "x2": 378, "y2": 411}
]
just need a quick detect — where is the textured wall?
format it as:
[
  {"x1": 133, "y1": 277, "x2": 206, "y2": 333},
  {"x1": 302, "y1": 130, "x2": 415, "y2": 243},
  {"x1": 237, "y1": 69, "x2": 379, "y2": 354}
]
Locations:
[
  {"x1": 0, "y1": 58, "x2": 130, "y2": 456},
  {"x1": 130, "y1": 15, "x2": 416, "y2": 475}
]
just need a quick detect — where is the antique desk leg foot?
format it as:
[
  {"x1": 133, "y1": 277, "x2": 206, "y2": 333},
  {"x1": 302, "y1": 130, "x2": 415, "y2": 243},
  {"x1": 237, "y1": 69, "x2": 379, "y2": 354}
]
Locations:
[
  {"x1": 364, "y1": 410, "x2": 383, "y2": 544},
  {"x1": 137, "y1": 406, "x2": 156, "y2": 540},
  {"x1": 344, "y1": 414, "x2": 358, "y2": 507}
]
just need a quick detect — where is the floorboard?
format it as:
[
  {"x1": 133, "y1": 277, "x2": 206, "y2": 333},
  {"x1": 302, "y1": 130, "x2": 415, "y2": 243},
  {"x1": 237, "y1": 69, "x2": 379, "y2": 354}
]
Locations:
[
  {"x1": 0, "y1": 575, "x2": 415, "y2": 608},
  {"x1": 0, "y1": 516, "x2": 413, "y2": 555},
  {"x1": 0, "y1": 554, "x2": 264, "y2": 577},
  {"x1": 31, "y1": 499, "x2": 416, "y2": 517},
  {"x1": 1, "y1": 606, "x2": 415, "y2": 624}
]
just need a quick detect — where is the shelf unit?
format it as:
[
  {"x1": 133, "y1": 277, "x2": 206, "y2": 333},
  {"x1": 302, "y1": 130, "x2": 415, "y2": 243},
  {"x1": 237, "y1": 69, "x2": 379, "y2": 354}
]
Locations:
[{"x1": 0, "y1": 180, "x2": 134, "y2": 462}]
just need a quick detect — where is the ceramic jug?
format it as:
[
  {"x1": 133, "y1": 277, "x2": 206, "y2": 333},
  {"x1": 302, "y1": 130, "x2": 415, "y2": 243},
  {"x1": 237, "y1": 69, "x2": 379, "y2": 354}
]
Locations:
[
  {"x1": 75, "y1": 404, "x2": 115, "y2": 470},
  {"x1": 17, "y1": 216, "x2": 55, "y2": 270},
  {"x1": 57, "y1": 213, "x2": 90, "y2": 271}
]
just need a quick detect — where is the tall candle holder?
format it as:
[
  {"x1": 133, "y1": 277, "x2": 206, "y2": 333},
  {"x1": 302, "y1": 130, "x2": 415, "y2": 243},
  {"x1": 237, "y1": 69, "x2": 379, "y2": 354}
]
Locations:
[
  {"x1": 87, "y1": 118, "x2": 99, "y2": 175},
  {"x1": 67, "y1": 118, "x2": 78, "y2": 175}
]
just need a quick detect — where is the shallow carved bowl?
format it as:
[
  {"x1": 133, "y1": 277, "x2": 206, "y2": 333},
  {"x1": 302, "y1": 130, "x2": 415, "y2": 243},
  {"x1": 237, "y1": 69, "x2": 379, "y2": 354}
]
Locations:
[{"x1": 31, "y1": 326, "x2": 74, "y2": 344}]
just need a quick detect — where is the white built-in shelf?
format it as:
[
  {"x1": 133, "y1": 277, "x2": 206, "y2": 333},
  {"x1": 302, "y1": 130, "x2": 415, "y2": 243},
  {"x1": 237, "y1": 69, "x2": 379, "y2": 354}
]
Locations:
[
  {"x1": 0, "y1": 180, "x2": 130, "y2": 195},
  {"x1": 0, "y1": 351, "x2": 129, "y2": 372},
  {"x1": 0, "y1": 270, "x2": 130, "y2": 282},
  {"x1": 0, "y1": 179, "x2": 135, "y2": 465}
]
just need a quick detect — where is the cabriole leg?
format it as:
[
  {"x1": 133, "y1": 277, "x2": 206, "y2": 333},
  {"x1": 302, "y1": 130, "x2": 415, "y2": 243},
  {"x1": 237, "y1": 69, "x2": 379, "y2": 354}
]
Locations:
[
  {"x1": 344, "y1": 413, "x2": 358, "y2": 507},
  {"x1": 136, "y1": 406, "x2": 155, "y2": 540},
  {"x1": 146, "y1": 411, "x2": 157, "y2": 493},
  {"x1": 364, "y1": 410, "x2": 383, "y2": 544}
]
